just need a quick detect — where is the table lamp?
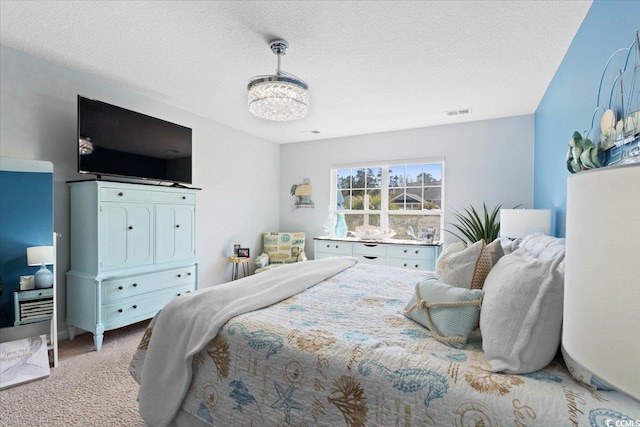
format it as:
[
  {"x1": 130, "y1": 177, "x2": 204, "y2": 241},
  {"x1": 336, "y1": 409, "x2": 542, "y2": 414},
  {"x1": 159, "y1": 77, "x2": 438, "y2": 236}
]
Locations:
[
  {"x1": 499, "y1": 208, "x2": 552, "y2": 239},
  {"x1": 27, "y1": 246, "x2": 54, "y2": 288}
]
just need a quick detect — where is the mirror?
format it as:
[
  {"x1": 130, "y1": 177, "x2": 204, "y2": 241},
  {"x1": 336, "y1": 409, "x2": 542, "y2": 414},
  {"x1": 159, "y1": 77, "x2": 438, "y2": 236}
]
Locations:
[{"x1": 0, "y1": 157, "x2": 54, "y2": 329}]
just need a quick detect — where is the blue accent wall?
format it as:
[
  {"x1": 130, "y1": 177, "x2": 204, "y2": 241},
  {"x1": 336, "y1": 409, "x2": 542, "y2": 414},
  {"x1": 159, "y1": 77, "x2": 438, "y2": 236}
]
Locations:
[
  {"x1": 0, "y1": 171, "x2": 53, "y2": 327},
  {"x1": 534, "y1": 0, "x2": 639, "y2": 237}
]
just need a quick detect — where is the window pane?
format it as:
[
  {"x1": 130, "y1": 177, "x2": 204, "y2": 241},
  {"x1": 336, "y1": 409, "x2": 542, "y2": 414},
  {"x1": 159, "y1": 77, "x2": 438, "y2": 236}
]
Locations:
[
  {"x1": 406, "y1": 164, "x2": 422, "y2": 187},
  {"x1": 366, "y1": 190, "x2": 381, "y2": 210},
  {"x1": 423, "y1": 187, "x2": 442, "y2": 208},
  {"x1": 388, "y1": 188, "x2": 404, "y2": 210},
  {"x1": 367, "y1": 167, "x2": 382, "y2": 188},
  {"x1": 337, "y1": 169, "x2": 352, "y2": 189},
  {"x1": 423, "y1": 163, "x2": 442, "y2": 184},
  {"x1": 349, "y1": 190, "x2": 365, "y2": 210},
  {"x1": 352, "y1": 168, "x2": 366, "y2": 188},
  {"x1": 389, "y1": 214, "x2": 441, "y2": 241},
  {"x1": 345, "y1": 214, "x2": 380, "y2": 231},
  {"x1": 337, "y1": 190, "x2": 348, "y2": 209},
  {"x1": 388, "y1": 166, "x2": 404, "y2": 188}
]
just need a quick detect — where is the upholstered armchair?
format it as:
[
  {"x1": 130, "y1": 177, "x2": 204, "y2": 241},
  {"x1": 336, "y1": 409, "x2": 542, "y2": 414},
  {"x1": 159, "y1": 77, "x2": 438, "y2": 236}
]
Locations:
[{"x1": 254, "y1": 232, "x2": 307, "y2": 274}]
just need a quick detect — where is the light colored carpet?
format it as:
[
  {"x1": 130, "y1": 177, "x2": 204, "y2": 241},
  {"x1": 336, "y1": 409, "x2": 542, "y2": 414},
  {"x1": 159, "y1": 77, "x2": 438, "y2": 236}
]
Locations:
[{"x1": 0, "y1": 321, "x2": 149, "y2": 426}]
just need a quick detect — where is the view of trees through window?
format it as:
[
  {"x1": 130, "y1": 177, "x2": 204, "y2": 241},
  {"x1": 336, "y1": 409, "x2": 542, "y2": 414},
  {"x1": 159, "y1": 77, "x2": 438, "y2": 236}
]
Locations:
[{"x1": 334, "y1": 161, "x2": 443, "y2": 241}]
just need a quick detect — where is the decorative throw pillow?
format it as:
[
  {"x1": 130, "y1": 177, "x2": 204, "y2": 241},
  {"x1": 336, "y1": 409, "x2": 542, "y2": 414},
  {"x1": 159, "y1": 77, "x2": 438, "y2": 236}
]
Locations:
[
  {"x1": 561, "y1": 346, "x2": 612, "y2": 390},
  {"x1": 486, "y1": 239, "x2": 504, "y2": 267},
  {"x1": 403, "y1": 276, "x2": 484, "y2": 348},
  {"x1": 435, "y1": 240, "x2": 492, "y2": 289},
  {"x1": 480, "y1": 248, "x2": 564, "y2": 374}
]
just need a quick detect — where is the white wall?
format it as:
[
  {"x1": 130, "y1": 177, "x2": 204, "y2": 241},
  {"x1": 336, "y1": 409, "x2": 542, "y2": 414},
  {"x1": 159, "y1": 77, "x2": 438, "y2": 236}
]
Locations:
[
  {"x1": 0, "y1": 45, "x2": 280, "y2": 339},
  {"x1": 280, "y1": 115, "x2": 535, "y2": 257}
]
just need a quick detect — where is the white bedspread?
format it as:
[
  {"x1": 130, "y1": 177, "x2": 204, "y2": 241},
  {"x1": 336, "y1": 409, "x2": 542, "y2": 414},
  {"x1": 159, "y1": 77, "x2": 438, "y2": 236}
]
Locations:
[{"x1": 138, "y1": 257, "x2": 358, "y2": 427}]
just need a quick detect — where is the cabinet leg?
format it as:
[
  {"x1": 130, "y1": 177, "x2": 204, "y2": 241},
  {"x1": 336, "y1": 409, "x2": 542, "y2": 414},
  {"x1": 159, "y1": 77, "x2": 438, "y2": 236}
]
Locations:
[
  {"x1": 94, "y1": 333, "x2": 104, "y2": 352},
  {"x1": 68, "y1": 325, "x2": 76, "y2": 340}
]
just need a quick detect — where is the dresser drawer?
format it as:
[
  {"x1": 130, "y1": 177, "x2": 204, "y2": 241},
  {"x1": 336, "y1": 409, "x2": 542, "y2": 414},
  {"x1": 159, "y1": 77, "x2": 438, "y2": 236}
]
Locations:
[
  {"x1": 103, "y1": 284, "x2": 194, "y2": 324},
  {"x1": 103, "y1": 265, "x2": 196, "y2": 301},
  {"x1": 356, "y1": 255, "x2": 388, "y2": 265},
  {"x1": 388, "y1": 245, "x2": 437, "y2": 260},
  {"x1": 316, "y1": 241, "x2": 352, "y2": 256},
  {"x1": 388, "y1": 257, "x2": 434, "y2": 270},
  {"x1": 100, "y1": 187, "x2": 195, "y2": 204},
  {"x1": 353, "y1": 243, "x2": 387, "y2": 256}
]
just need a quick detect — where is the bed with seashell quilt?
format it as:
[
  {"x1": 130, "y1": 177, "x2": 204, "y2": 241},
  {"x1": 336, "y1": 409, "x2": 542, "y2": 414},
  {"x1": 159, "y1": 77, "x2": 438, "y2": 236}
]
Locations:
[{"x1": 129, "y1": 256, "x2": 640, "y2": 427}]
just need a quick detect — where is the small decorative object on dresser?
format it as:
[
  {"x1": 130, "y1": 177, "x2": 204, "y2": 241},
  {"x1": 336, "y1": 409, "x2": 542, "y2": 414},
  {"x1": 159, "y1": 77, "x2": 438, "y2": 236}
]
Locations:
[
  {"x1": 237, "y1": 248, "x2": 250, "y2": 258},
  {"x1": 66, "y1": 180, "x2": 200, "y2": 351}
]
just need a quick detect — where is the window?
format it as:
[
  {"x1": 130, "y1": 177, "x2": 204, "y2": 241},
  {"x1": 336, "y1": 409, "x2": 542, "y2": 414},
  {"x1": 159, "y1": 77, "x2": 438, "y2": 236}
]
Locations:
[{"x1": 332, "y1": 158, "x2": 444, "y2": 241}]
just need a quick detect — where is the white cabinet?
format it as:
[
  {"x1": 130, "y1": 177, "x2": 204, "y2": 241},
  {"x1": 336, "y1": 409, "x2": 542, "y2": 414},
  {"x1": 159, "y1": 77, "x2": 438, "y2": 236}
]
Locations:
[
  {"x1": 314, "y1": 237, "x2": 441, "y2": 271},
  {"x1": 66, "y1": 181, "x2": 199, "y2": 351}
]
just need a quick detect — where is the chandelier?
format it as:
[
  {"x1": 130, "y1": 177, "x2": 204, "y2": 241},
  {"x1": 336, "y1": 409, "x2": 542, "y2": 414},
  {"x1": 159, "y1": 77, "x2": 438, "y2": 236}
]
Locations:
[{"x1": 247, "y1": 39, "x2": 309, "y2": 121}]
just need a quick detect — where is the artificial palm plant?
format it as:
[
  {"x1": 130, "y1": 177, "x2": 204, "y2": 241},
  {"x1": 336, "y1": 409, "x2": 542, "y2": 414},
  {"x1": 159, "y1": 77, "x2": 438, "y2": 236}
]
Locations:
[{"x1": 447, "y1": 203, "x2": 506, "y2": 244}]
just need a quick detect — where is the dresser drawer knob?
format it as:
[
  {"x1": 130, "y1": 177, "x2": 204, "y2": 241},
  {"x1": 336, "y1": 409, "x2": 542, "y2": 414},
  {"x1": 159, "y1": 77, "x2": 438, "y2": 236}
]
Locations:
[
  {"x1": 176, "y1": 224, "x2": 180, "y2": 228},
  {"x1": 118, "y1": 308, "x2": 123, "y2": 313},
  {"x1": 187, "y1": 272, "x2": 192, "y2": 276},
  {"x1": 38, "y1": 292, "x2": 43, "y2": 296},
  {"x1": 186, "y1": 290, "x2": 191, "y2": 293},
  {"x1": 177, "y1": 274, "x2": 182, "y2": 278},
  {"x1": 118, "y1": 192, "x2": 124, "y2": 197},
  {"x1": 403, "y1": 249, "x2": 407, "y2": 253},
  {"x1": 182, "y1": 196, "x2": 186, "y2": 200},
  {"x1": 128, "y1": 226, "x2": 133, "y2": 230},
  {"x1": 403, "y1": 263, "x2": 407, "y2": 267},
  {"x1": 133, "y1": 305, "x2": 137, "y2": 309},
  {"x1": 118, "y1": 286, "x2": 123, "y2": 290},
  {"x1": 335, "y1": 245, "x2": 339, "y2": 249},
  {"x1": 177, "y1": 293, "x2": 181, "y2": 297},
  {"x1": 133, "y1": 283, "x2": 138, "y2": 287},
  {"x1": 415, "y1": 250, "x2": 419, "y2": 254},
  {"x1": 414, "y1": 264, "x2": 419, "y2": 268}
]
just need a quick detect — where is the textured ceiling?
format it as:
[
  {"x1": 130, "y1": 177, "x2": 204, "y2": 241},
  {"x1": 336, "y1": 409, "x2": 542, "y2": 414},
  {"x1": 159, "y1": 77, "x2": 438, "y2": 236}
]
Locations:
[{"x1": 0, "y1": 1, "x2": 592, "y2": 144}]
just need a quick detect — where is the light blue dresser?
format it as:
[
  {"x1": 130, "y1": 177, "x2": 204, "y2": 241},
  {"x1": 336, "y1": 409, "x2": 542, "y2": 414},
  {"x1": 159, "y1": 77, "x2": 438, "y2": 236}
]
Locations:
[
  {"x1": 66, "y1": 180, "x2": 199, "y2": 350},
  {"x1": 314, "y1": 237, "x2": 441, "y2": 271}
]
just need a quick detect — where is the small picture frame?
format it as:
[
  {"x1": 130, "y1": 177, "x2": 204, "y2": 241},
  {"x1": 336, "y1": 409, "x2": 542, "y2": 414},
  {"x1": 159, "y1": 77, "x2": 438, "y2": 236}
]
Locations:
[
  {"x1": 233, "y1": 243, "x2": 241, "y2": 256},
  {"x1": 237, "y1": 248, "x2": 250, "y2": 258}
]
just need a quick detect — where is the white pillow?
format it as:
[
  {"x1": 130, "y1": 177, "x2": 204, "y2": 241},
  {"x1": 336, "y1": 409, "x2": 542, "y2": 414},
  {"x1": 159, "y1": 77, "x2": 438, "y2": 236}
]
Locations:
[
  {"x1": 435, "y1": 240, "x2": 491, "y2": 289},
  {"x1": 480, "y1": 248, "x2": 564, "y2": 374}
]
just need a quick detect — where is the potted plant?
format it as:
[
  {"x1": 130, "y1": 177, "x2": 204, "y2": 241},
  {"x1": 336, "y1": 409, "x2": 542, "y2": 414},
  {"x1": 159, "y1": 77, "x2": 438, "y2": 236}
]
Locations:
[{"x1": 446, "y1": 203, "x2": 508, "y2": 243}]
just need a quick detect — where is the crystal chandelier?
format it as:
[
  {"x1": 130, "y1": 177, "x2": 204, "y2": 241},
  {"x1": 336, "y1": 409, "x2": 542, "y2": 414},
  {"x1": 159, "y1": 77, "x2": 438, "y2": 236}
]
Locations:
[{"x1": 248, "y1": 40, "x2": 309, "y2": 121}]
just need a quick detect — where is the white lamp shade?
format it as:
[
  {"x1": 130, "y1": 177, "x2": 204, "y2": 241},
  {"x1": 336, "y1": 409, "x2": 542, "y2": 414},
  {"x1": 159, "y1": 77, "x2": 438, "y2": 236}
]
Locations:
[
  {"x1": 564, "y1": 164, "x2": 639, "y2": 400},
  {"x1": 27, "y1": 246, "x2": 54, "y2": 266},
  {"x1": 500, "y1": 209, "x2": 552, "y2": 238}
]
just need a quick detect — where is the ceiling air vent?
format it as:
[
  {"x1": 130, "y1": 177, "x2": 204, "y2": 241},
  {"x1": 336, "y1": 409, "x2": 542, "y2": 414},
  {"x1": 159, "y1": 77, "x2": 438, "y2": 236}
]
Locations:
[{"x1": 446, "y1": 108, "x2": 472, "y2": 116}]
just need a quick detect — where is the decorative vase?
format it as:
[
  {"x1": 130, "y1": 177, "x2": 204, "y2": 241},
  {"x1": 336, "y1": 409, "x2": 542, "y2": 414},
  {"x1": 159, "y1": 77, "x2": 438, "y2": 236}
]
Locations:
[
  {"x1": 323, "y1": 208, "x2": 337, "y2": 236},
  {"x1": 335, "y1": 213, "x2": 348, "y2": 238}
]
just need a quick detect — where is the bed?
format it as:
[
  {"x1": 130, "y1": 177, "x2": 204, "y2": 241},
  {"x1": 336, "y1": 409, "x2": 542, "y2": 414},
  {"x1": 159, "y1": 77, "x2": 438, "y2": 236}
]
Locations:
[{"x1": 130, "y1": 255, "x2": 640, "y2": 426}]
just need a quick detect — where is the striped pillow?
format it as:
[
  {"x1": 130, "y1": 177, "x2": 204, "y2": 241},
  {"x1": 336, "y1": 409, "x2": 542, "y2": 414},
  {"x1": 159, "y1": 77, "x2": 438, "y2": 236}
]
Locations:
[{"x1": 403, "y1": 275, "x2": 484, "y2": 348}]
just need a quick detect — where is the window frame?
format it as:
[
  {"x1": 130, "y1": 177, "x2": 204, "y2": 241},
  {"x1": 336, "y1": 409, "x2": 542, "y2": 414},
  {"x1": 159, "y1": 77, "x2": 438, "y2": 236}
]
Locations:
[{"x1": 330, "y1": 157, "x2": 445, "y2": 239}]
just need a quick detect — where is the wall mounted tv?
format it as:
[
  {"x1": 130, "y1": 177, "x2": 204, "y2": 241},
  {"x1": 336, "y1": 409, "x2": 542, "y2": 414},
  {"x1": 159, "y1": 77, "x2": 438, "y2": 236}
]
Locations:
[{"x1": 77, "y1": 95, "x2": 193, "y2": 185}]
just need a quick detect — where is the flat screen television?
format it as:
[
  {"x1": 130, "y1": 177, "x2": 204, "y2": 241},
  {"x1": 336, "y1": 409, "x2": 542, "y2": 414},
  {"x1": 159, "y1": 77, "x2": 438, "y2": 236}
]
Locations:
[{"x1": 77, "y1": 96, "x2": 193, "y2": 185}]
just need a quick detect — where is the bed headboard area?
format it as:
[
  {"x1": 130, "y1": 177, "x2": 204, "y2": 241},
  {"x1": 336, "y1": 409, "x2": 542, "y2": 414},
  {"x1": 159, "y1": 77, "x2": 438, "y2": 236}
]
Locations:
[{"x1": 564, "y1": 164, "x2": 640, "y2": 401}]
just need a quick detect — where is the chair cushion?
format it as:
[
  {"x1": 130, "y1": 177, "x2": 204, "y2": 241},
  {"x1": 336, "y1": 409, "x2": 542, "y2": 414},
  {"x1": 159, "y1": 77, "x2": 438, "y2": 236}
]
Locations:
[{"x1": 262, "y1": 232, "x2": 306, "y2": 264}]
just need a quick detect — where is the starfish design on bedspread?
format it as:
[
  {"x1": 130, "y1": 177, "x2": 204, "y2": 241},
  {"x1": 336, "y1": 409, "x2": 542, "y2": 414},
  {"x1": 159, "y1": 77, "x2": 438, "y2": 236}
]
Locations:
[{"x1": 271, "y1": 381, "x2": 303, "y2": 425}]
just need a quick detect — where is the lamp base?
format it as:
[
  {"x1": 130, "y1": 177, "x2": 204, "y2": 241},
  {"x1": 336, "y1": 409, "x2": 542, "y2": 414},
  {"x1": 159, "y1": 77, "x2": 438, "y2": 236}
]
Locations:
[{"x1": 34, "y1": 265, "x2": 53, "y2": 289}]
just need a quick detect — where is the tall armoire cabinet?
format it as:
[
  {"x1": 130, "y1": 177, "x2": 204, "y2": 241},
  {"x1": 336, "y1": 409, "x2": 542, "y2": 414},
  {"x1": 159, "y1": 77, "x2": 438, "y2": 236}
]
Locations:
[{"x1": 66, "y1": 180, "x2": 199, "y2": 351}]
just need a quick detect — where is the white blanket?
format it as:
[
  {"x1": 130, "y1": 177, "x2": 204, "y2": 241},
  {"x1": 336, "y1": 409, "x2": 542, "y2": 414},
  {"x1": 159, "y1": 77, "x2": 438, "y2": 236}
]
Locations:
[{"x1": 138, "y1": 256, "x2": 358, "y2": 427}]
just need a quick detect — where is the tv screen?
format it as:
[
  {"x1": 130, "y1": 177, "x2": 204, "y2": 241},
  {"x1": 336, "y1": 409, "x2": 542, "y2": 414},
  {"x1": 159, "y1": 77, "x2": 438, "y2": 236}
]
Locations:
[{"x1": 77, "y1": 96, "x2": 192, "y2": 184}]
